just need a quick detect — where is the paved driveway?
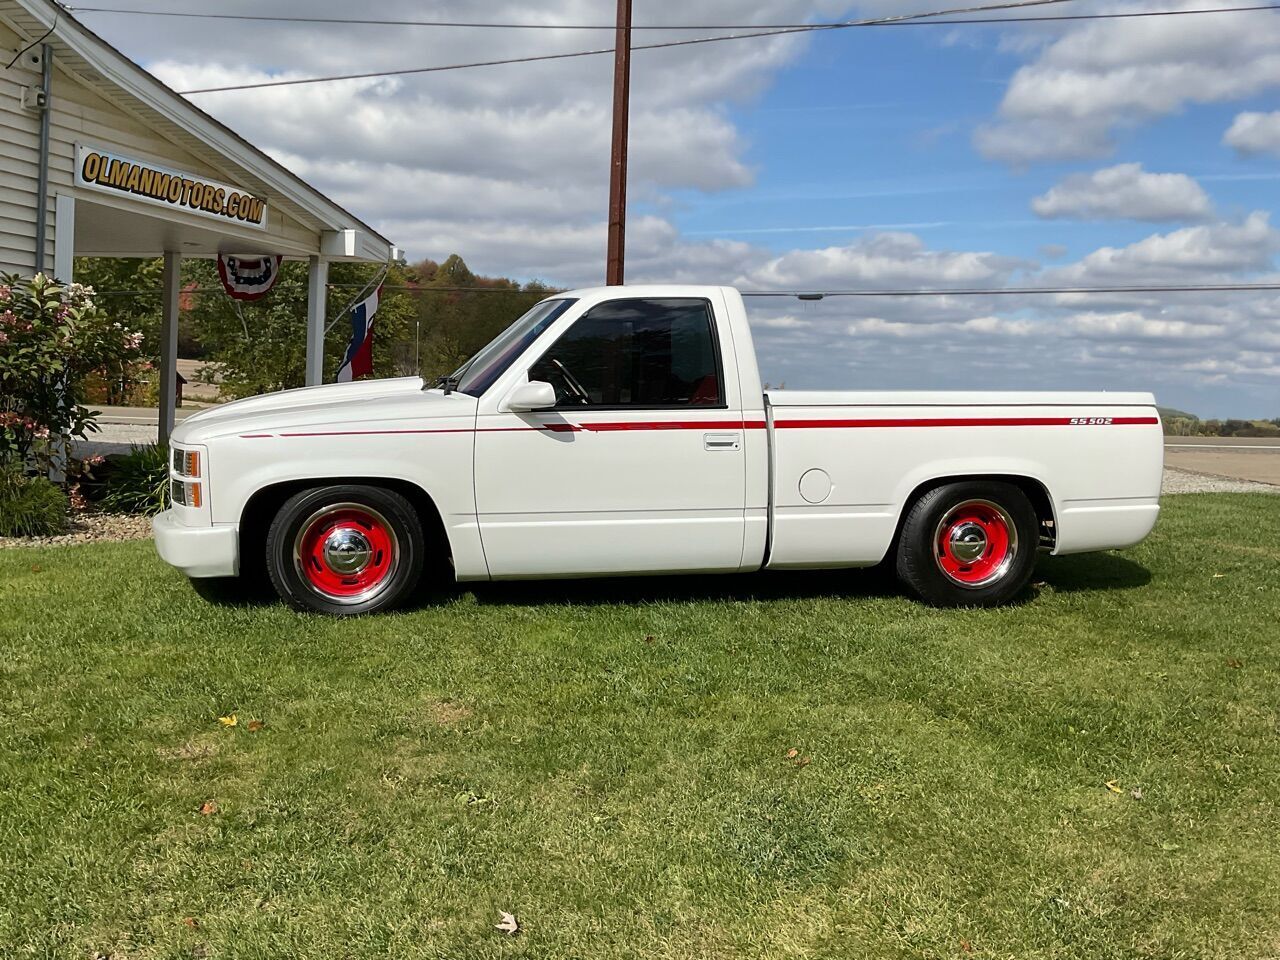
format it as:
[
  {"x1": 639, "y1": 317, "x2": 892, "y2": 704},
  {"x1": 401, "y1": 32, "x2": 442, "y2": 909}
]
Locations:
[{"x1": 1163, "y1": 436, "x2": 1280, "y2": 486}]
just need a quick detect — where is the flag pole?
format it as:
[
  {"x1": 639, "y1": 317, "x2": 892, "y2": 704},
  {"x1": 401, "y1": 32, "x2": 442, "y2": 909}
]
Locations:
[{"x1": 325, "y1": 263, "x2": 388, "y2": 336}]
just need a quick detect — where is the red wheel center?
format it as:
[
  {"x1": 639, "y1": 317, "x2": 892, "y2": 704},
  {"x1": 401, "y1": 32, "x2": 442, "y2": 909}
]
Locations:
[
  {"x1": 936, "y1": 503, "x2": 1013, "y2": 586},
  {"x1": 298, "y1": 507, "x2": 396, "y2": 599}
]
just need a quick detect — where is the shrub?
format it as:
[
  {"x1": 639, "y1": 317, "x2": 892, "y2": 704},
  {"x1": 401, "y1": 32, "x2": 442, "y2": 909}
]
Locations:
[
  {"x1": 0, "y1": 273, "x2": 144, "y2": 472},
  {"x1": 99, "y1": 443, "x2": 169, "y2": 516},
  {"x1": 0, "y1": 464, "x2": 69, "y2": 537}
]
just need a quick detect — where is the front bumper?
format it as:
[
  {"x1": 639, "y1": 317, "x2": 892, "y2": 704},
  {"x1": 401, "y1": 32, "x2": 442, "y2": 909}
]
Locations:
[{"x1": 152, "y1": 509, "x2": 239, "y2": 578}]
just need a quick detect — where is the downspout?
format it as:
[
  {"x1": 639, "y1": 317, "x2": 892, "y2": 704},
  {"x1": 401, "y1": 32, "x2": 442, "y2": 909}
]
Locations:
[{"x1": 34, "y1": 43, "x2": 52, "y2": 274}]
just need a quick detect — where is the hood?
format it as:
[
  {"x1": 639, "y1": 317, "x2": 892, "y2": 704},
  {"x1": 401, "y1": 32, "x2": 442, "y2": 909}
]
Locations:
[{"x1": 172, "y1": 377, "x2": 477, "y2": 444}]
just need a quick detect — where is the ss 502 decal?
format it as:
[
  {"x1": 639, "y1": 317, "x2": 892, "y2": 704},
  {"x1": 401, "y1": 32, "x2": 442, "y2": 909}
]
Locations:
[{"x1": 1069, "y1": 417, "x2": 1115, "y2": 425}]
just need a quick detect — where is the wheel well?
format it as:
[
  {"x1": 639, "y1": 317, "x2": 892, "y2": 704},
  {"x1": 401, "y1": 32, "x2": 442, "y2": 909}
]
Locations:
[
  {"x1": 895, "y1": 474, "x2": 1057, "y2": 552},
  {"x1": 238, "y1": 478, "x2": 451, "y2": 575}
]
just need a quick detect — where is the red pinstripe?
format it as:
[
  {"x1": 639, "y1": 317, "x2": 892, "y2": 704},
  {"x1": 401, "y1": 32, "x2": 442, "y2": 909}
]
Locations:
[
  {"x1": 240, "y1": 414, "x2": 1157, "y2": 439},
  {"x1": 773, "y1": 416, "x2": 1159, "y2": 429}
]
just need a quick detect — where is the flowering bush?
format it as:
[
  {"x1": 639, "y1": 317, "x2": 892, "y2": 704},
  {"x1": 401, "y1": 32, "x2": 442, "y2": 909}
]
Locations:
[{"x1": 0, "y1": 273, "x2": 144, "y2": 472}]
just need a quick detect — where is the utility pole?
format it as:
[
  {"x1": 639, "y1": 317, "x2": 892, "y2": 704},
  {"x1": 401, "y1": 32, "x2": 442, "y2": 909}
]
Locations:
[{"x1": 605, "y1": 0, "x2": 632, "y2": 285}]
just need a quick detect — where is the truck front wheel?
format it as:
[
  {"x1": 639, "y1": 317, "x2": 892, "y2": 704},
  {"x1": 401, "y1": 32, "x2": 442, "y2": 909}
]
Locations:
[
  {"x1": 266, "y1": 484, "x2": 425, "y2": 616},
  {"x1": 895, "y1": 481, "x2": 1038, "y2": 607}
]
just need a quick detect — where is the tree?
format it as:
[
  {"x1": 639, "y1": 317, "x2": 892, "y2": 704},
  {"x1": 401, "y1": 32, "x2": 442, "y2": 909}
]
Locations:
[
  {"x1": 73, "y1": 257, "x2": 164, "y2": 349},
  {"x1": 52, "y1": 254, "x2": 563, "y2": 401},
  {"x1": 188, "y1": 259, "x2": 420, "y2": 398},
  {"x1": 0, "y1": 273, "x2": 144, "y2": 471}
]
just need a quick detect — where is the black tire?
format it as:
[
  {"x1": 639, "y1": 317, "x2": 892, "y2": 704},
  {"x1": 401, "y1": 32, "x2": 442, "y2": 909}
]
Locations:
[
  {"x1": 895, "y1": 481, "x2": 1038, "y2": 608},
  {"x1": 266, "y1": 484, "x2": 425, "y2": 616}
]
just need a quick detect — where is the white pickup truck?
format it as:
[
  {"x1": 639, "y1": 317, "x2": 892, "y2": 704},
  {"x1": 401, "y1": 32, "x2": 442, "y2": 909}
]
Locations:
[{"x1": 154, "y1": 285, "x2": 1163, "y2": 614}]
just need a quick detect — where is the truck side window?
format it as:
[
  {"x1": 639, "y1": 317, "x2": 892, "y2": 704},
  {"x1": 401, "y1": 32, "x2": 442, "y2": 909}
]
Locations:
[{"x1": 529, "y1": 298, "x2": 723, "y2": 407}]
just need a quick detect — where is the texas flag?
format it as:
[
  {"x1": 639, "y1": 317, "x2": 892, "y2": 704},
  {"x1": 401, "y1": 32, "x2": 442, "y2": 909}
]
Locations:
[{"x1": 335, "y1": 285, "x2": 382, "y2": 383}]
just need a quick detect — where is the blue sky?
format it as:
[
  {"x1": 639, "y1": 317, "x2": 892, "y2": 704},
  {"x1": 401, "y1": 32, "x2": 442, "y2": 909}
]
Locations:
[
  {"x1": 672, "y1": 19, "x2": 1280, "y2": 265},
  {"x1": 88, "y1": 1, "x2": 1280, "y2": 417}
]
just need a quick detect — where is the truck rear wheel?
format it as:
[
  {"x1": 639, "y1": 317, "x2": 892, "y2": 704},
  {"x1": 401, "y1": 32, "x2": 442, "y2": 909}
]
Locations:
[
  {"x1": 266, "y1": 484, "x2": 424, "y2": 616},
  {"x1": 895, "y1": 481, "x2": 1038, "y2": 607}
]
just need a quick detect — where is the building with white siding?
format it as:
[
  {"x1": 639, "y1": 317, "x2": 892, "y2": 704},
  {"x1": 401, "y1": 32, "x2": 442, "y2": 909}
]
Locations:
[{"x1": 1, "y1": 0, "x2": 397, "y2": 441}]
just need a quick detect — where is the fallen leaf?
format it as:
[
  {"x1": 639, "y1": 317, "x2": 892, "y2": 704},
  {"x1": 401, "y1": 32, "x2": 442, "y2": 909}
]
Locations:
[
  {"x1": 181, "y1": 917, "x2": 199, "y2": 930},
  {"x1": 961, "y1": 939, "x2": 974, "y2": 954},
  {"x1": 1211, "y1": 573, "x2": 1226, "y2": 579},
  {"x1": 217, "y1": 714, "x2": 237, "y2": 728},
  {"x1": 495, "y1": 911, "x2": 520, "y2": 936},
  {"x1": 247, "y1": 719, "x2": 265, "y2": 732},
  {"x1": 198, "y1": 800, "x2": 219, "y2": 816},
  {"x1": 643, "y1": 634, "x2": 655, "y2": 644},
  {"x1": 1104, "y1": 780, "x2": 1123, "y2": 794},
  {"x1": 1227, "y1": 658, "x2": 1243, "y2": 669},
  {"x1": 1130, "y1": 787, "x2": 1144, "y2": 800},
  {"x1": 786, "y1": 748, "x2": 799, "y2": 759},
  {"x1": 30, "y1": 564, "x2": 41, "y2": 573},
  {"x1": 794, "y1": 756, "x2": 812, "y2": 768}
]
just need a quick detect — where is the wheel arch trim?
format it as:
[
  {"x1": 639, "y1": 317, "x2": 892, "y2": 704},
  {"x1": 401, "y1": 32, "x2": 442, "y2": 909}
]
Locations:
[
  {"x1": 889, "y1": 471, "x2": 1058, "y2": 559},
  {"x1": 239, "y1": 477, "x2": 455, "y2": 577}
]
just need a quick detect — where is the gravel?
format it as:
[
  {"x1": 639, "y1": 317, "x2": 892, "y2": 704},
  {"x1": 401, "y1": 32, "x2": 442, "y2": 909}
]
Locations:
[
  {"x1": 1, "y1": 467, "x2": 1271, "y2": 551},
  {"x1": 0, "y1": 512, "x2": 153, "y2": 550},
  {"x1": 1162, "y1": 467, "x2": 1278, "y2": 495}
]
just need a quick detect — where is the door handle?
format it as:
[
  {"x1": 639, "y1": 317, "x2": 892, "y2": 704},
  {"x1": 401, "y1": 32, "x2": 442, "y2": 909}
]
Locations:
[{"x1": 704, "y1": 432, "x2": 741, "y2": 451}]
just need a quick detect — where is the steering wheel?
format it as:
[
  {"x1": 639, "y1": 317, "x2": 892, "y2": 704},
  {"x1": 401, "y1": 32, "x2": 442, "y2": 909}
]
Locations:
[{"x1": 550, "y1": 358, "x2": 592, "y2": 405}]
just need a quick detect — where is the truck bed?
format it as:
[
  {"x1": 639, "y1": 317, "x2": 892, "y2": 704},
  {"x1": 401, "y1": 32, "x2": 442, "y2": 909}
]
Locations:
[{"x1": 758, "y1": 389, "x2": 1163, "y2": 569}]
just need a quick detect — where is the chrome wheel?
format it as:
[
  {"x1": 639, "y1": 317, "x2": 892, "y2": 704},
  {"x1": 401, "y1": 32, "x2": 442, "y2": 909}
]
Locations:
[
  {"x1": 933, "y1": 498, "x2": 1018, "y2": 589},
  {"x1": 292, "y1": 502, "x2": 400, "y2": 604}
]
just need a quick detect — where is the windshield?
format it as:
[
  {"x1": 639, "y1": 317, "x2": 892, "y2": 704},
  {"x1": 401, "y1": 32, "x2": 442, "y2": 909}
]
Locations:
[{"x1": 448, "y1": 298, "x2": 577, "y2": 397}]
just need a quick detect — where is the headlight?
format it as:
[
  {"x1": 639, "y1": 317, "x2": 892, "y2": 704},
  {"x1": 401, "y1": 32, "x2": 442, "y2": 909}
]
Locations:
[
  {"x1": 170, "y1": 446, "x2": 203, "y2": 508},
  {"x1": 171, "y1": 478, "x2": 202, "y2": 508},
  {"x1": 172, "y1": 448, "x2": 200, "y2": 478}
]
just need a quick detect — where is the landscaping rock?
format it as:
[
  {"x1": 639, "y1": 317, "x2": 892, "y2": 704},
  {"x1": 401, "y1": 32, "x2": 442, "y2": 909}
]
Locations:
[
  {"x1": 1162, "y1": 467, "x2": 1278, "y2": 495},
  {"x1": 0, "y1": 511, "x2": 152, "y2": 549}
]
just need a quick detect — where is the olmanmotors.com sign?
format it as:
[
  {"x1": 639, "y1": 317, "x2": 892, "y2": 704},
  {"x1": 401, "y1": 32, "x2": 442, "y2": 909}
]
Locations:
[{"x1": 75, "y1": 145, "x2": 268, "y2": 230}]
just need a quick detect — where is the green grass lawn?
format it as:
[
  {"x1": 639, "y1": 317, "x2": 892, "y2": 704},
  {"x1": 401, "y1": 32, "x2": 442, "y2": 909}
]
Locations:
[{"x1": 1, "y1": 494, "x2": 1278, "y2": 960}]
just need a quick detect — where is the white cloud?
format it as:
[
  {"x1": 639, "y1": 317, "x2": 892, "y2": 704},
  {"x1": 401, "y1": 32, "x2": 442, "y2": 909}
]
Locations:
[
  {"x1": 128, "y1": 0, "x2": 852, "y2": 282},
  {"x1": 1045, "y1": 212, "x2": 1279, "y2": 283},
  {"x1": 742, "y1": 219, "x2": 1280, "y2": 412},
  {"x1": 1031, "y1": 163, "x2": 1213, "y2": 221},
  {"x1": 1223, "y1": 111, "x2": 1280, "y2": 156},
  {"x1": 1064, "y1": 311, "x2": 1227, "y2": 340},
  {"x1": 735, "y1": 232, "x2": 1024, "y2": 290},
  {"x1": 975, "y1": 2, "x2": 1280, "y2": 164}
]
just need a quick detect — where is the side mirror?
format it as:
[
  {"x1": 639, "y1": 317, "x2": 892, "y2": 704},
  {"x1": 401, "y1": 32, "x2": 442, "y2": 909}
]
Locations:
[{"x1": 505, "y1": 380, "x2": 557, "y2": 412}]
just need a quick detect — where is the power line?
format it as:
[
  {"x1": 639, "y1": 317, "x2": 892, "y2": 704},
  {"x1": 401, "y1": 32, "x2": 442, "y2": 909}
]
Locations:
[
  {"x1": 171, "y1": 0, "x2": 1079, "y2": 94},
  {"x1": 740, "y1": 283, "x2": 1280, "y2": 297},
  {"x1": 67, "y1": 2, "x2": 1079, "y2": 30},
  {"x1": 90, "y1": 282, "x2": 1280, "y2": 297},
  {"x1": 872, "y1": 3, "x2": 1280, "y2": 24},
  {"x1": 170, "y1": 2, "x2": 1280, "y2": 95},
  {"x1": 65, "y1": 2, "x2": 1280, "y2": 30}
]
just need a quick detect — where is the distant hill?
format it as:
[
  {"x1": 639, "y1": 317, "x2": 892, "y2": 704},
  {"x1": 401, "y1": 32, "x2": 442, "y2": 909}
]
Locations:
[{"x1": 1159, "y1": 406, "x2": 1280, "y2": 438}]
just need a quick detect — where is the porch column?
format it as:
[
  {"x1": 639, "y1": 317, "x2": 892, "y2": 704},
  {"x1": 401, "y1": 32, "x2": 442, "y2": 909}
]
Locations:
[
  {"x1": 53, "y1": 194, "x2": 75, "y2": 281},
  {"x1": 158, "y1": 251, "x2": 181, "y2": 447},
  {"x1": 47, "y1": 195, "x2": 76, "y2": 481},
  {"x1": 305, "y1": 255, "x2": 328, "y2": 386}
]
